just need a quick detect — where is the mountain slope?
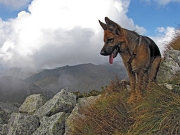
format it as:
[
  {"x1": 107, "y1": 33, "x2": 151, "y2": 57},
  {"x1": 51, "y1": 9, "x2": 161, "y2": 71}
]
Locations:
[
  {"x1": 0, "y1": 67, "x2": 36, "y2": 79},
  {"x1": 0, "y1": 76, "x2": 53, "y2": 103},
  {"x1": 26, "y1": 62, "x2": 127, "y2": 92}
]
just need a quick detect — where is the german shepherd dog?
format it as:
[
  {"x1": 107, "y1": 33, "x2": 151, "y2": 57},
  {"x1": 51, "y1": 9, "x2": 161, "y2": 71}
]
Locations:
[{"x1": 99, "y1": 17, "x2": 161, "y2": 103}]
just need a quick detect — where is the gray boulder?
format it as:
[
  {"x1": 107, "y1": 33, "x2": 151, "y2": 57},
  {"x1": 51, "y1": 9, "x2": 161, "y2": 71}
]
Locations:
[
  {"x1": 157, "y1": 49, "x2": 180, "y2": 82},
  {"x1": 65, "y1": 95, "x2": 101, "y2": 135},
  {"x1": 0, "y1": 124, "x2": 7, "y2": 135},
  {"x1": 6, "y1": 113, "x2": 39, "y2": 135},
  {"x1": 0, "y1": 102, "x2": 19, "y2": 124},
  {"x1": 34, "y1": 89, "x2": 76, "y2": 118},
  {"x1": 32, "y1": 112, "x2": 65, "y2": 135},
  {"x1": 19, "y1": 94, "x2": 46, "y2": 114}
]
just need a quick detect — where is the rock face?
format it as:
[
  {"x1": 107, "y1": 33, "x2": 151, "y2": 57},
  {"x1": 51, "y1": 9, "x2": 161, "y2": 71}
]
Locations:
[
  {"x1": 6, "y1": 113, "x2": 39, "y2": 135},
  {"x1": 32, "y1": 112, "x2": 65, "y2": 135},
  {"x1": 19, "y1": 94, "x2": 46, "y2": 114},
  {"x1": 34, "y1": 89, "x2": 76, "y2": 118},
  {"x1": 0, "y1": 89, "x2": 77, "y2": 135},
  {"x1": 157, "y1": 49, "x2": 180, "y2": 82},
  {"x1": 0, "y1": 90, "x2": 101, "y2": 135},
  {"x1": 0, "y1": 102, "x2": 19, "y2": 124},
  {"x1": 0, "y1": 124, "x2": 8, "y2": 135},
  {"x1": 65, "y1": 95, "x2": 101, "y2": 135}
]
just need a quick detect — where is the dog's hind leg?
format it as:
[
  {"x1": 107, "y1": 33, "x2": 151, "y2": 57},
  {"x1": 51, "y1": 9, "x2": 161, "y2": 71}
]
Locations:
[
  {"x1": 148, "y1": 56, "x2": 161, "y2": 87},
  {"x1": 127, "y1": 71, "x2": 136, "y2": 104}
]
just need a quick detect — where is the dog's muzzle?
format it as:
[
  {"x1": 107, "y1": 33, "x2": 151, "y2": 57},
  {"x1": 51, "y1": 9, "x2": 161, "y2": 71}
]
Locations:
[
  {"x1": 100, "y1": 45, "x2": 119, "y2": 56},
  {"x1": 100, "y1": 45, "x2": 120, "y2": 64},
  {"x1": 100, "y1": 48, "x2": 112, "y2": 56}
]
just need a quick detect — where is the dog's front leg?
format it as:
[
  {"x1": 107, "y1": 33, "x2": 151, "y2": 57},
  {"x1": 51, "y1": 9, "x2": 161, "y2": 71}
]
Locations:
[
  {"x1": 136, "y1": 71, "x2": 144, "y2": 101},
  {"x1": 127, "y1": 71, "x2": 136, "y2": 104}
]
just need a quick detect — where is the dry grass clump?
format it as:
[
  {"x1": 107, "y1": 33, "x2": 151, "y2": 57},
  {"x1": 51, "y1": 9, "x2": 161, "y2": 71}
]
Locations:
[
  {"x1": 68, "y1": 79, "x2": 180, "y2": 135},
  {"x1": 69, "y1": 79, "x2": 134, "y2": 135},
  {"x1": 166, "y1": 27, "x2": 180, "y2": 50},
  {"x1": 129, "y1": 83, "x2": 180, "y2": 135}
]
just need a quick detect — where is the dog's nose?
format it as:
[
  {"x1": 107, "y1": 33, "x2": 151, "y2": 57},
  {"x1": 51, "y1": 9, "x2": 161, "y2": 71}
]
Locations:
[
  {"x1": 100, "y1": 50, "x2": 106, "y2": 55},
  {"x1": 100, "y1": 47, "x2": 112, "y2": 56}
]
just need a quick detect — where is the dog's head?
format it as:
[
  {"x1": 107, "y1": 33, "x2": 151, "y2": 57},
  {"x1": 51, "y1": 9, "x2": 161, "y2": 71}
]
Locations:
[{"x1": 99, "y1": 17, "x2": 128, "y2": 64}]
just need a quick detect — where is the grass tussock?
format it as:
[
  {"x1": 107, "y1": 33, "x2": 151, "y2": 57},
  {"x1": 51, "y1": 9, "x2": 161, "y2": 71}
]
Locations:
[
  {"x1": 69, "y1": 79, "x2": 180, "y2": 135},
  {"x1": 166, "y1": 27, "x2": 180, "y2": 51},
  {"x1": 129, "y1": 83, "x2": 180, "y2": 135},
  {"x1": 69, "y1": 79, "x2": 134, "y2": 135}
]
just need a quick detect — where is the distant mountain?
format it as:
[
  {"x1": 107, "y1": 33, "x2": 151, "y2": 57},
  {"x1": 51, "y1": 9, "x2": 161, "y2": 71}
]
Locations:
[
  {"x1": 0, "y1": 76, "x2": 53, "y2": 103},
  {"x1": 0, "y1": 67, "x2": 36, "y2": 79},
  {"x1": 26, "y1": 62, "x2": 127, "y2": 93}
]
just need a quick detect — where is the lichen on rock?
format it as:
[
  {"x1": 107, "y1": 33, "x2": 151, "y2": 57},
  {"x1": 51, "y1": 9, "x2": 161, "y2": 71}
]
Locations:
[
  {"x1": 19, "y1": 94, "x2": 46, "y2": 115},
  {"x1": 34, "y1": 89, "x2": 76, "y2": 118}
]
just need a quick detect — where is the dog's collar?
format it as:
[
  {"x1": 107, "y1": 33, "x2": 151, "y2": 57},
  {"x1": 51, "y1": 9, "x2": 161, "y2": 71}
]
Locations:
[
  {"x1": 117, "y1": 44, "x2": 123, "y2": 53},
  {"x1": 127, "y1": 35, "x2": 142, "y2": 68}
]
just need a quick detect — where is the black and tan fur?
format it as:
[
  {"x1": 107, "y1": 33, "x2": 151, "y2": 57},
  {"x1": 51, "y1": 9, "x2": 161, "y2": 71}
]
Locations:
[{"x1": 99, "y1": 17, "x2": 161, "y2": 103}]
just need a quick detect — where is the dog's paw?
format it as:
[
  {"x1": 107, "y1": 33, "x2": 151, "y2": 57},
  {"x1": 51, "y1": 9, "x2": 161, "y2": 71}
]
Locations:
[
  {"x1": 127, "y1": 92, "x2": 136, "y2": 104},
  {"x1": 120, "y1": 80, "x2": 130, "y2": 91},
  {"x1": 136, "y1": 90, "x2": 143, "y2": 101}
]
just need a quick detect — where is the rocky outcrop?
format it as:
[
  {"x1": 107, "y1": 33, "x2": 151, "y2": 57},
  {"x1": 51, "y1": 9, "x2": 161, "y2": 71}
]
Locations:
[
  {"x1": 157, "y1": 49, "x2": 180, "y2": 82},
  {"x1": 6, "y1": 113, "x2": 39, "y2": 135},
  {"x1": 0, "y1": 89, "x2": 77, "y2": 135},
  {"x1": 65, "y1": 95, "x2": 101, "y2": 135},
  {"x1": 0, "y1": 102, "x2": 19, "y2": 125},
  {"x1": 32, "y1": 112, "x2": 66, "y2": 135},
  {"x1": 0, "y1": 89, "x2": 101, "y2": 135},
  {"x1": 19, "y1": 94, "x2": 46, "y2": 114},
  {"x1": 34, "y1": 89, "x2": 76, "y2": 118},
  {"x1": 0, "y1": 124, "x2": 8, "y2": 135}
]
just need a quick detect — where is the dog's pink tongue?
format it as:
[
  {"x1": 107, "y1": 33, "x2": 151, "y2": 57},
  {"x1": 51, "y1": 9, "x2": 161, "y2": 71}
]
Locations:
[{"x1": 109, "y1": 54, "x2": 114, "y2": 64}]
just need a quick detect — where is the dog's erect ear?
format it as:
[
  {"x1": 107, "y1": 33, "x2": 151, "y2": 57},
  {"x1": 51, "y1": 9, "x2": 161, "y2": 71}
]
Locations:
[
  {"x1": 99, "y1": 20, "x2": 107, "y2": 30},
  {"x1": 105, "y1": 17, "x2": 123, "y2": 35}
]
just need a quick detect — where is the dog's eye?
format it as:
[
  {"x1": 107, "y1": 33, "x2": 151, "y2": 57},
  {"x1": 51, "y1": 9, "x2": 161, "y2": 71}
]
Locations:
[{"x1": 108, "y1": 38, "x2": 114, "y2": 43}]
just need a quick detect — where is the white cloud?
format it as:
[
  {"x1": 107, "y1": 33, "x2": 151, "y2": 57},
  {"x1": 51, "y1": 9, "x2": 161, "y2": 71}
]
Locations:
[
  {"x1": 156, "y1": 27, "x2": 165, "y2": 33},
  {"x1": 143, "y1": 0, "x2": 180, "y2": 5},
  {"x1": 0, "y1": 0, "x2": 31, "y2": 9},
  {"x1": 155, "y1": 0, "x2": 180, "y2": 5},
  {"x1": 0, "y1": 0, "x2": 147, "y2": 69},
  {"x1": 151, "y1": 26, "x2": 176, "y2": 55}
]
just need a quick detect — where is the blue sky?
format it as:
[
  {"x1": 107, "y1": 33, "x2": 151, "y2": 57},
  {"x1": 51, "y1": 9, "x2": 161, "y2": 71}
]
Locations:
[
  {"x1": 0, "y1": 0, "x2": 179, "y2": 69},
  {"x1": 0, "y1": 0, "x2": 31, "y2": 20},
  {"x1": 127, "y1": 0, "x2": 180, "y2": 36}
]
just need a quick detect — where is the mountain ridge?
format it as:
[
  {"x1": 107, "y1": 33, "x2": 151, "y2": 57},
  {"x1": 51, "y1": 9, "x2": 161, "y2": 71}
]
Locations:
[{"x1": 26, "y1": 62, "x2": 127, "y2": 92}]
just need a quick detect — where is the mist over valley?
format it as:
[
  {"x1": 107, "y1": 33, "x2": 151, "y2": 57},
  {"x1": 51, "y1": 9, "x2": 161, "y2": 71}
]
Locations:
[{"x1": 0, "y1": 62, "x2": 127, "y2": 103}]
